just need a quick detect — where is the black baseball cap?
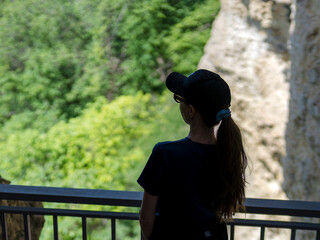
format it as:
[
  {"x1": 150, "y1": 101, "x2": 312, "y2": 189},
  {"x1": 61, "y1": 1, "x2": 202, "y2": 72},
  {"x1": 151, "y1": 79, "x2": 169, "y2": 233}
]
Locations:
[{"x1": 166, "y1": 69, "x2": 231, "y2": 112}]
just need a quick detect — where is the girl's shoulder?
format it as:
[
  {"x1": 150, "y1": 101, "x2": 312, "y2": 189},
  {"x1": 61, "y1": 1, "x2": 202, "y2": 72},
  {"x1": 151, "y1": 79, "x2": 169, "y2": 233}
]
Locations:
[{"x1": 153, "y1": 137, "x2": 189, "y2": 150}]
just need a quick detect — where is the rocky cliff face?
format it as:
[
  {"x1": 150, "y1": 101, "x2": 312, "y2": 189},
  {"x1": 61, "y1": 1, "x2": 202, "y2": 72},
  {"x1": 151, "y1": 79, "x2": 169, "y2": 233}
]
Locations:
[
  {"x1": 199, "y1": 0, "x2": 291, "y2": 199},
  {"x1": 0, "y1": 176, "x2": 45, "y2": 240},
  {"x1": 199, "y1": 0, "x2": 320, "y2": 239},
  {"x1": 284, "y1": 0, "x2": 320, "y2": 203},
  {"x1": 198, "y1": 0, "x2": 291, "y2": 239},
  {"x1": 284, "y1": 1, "x2": 320, "y2": 239}
]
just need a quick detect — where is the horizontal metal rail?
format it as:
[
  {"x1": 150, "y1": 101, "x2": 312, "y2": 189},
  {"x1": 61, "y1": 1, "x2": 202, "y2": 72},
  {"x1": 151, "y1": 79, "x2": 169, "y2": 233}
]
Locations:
[
  {"x1": 0, "y1": 184, "x2": 320, "y2": 240},
  {"x1": 0, "y1": 206, "x2": 139, "y2": 220},
  {"x1": 244, "y1": 198, "x2": 320, "y2": 218},
  {"x1": 0, "y1": 184, "x2": 143, "y2": 207}
]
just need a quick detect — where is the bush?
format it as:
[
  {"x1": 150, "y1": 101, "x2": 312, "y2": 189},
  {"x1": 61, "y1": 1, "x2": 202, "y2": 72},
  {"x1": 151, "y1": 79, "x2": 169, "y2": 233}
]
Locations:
[{"x1": 0, "y1": 93, "x2": 157, "y2": 189}]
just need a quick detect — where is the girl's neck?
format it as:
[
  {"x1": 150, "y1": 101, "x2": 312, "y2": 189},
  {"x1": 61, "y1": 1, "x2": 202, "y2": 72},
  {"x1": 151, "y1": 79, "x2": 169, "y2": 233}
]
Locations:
[{"x1": 188, "y1": 124, "x2": 217, "y2": 145}]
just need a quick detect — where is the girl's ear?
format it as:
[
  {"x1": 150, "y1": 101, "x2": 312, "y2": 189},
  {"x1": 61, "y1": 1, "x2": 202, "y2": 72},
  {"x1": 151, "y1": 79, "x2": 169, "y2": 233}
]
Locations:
[{"x1": 188, "y1": 104, "x2": 196, "y2": 119}]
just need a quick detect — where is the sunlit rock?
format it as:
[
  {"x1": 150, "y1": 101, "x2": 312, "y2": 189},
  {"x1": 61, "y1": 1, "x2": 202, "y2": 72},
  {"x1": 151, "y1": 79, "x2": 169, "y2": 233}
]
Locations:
[{"x1": 198, "y1": 0, "x2": 291, "y2": 239}]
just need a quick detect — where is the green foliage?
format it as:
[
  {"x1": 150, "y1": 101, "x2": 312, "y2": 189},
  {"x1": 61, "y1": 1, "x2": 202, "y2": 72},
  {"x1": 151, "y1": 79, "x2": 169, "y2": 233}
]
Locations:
[
  {"x1": 0, "y1": 93, "x2": 156, "y2": 189},
  {"x1": 166, "y1": 0, "x2": 220, "y2": 74},
  {"x1": 118, "y1": 0, "x2": 220, "y2": 93},
  {"x1": 0, "y1": 93, "x2": 156, "y2": 240},
  {"x1": 0, "y1": 0, "x2": 219, "y2": 131},
  {"x1": 0, "y1": 0, "x2": 91, "y2": 130}
]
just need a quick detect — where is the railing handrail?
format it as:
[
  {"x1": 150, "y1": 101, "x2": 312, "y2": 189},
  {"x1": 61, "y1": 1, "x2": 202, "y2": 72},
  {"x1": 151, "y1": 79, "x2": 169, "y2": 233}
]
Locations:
[
  {"x1": 0, "y1": 184, "x2": 320, "y2": 218},
  {"x1": 244, "y1": 198, "x2": 320, "y2": 218},
  {"x1": 0, "y1": 184, "x2": 143, "y2": 207}
]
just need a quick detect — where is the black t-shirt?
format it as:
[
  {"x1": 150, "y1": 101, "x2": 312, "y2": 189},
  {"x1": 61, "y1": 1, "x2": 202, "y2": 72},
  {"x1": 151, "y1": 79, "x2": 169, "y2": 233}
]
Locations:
[{"x1": 137, "y1": 137, "x2": 228, "y2": 239}]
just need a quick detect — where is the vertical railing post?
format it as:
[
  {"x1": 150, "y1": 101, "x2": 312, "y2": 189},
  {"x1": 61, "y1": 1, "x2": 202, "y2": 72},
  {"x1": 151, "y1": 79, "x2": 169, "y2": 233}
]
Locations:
[
  {"x1": 53, "y1": 215, "x2": 59, "y2": 240},
  {"x1": 82, "y1": 217, "x2": 87, "y2": 240},
  {"x1": 260, "y1": 226, "x2": 265, "y2": 240},
  {"x1": 1, "y1": 212, "x2": 8, "y2": 240},
  {"x1": 23, "y1": 214, "x2": 31, "y2": 240},
  {"x1": 111, "y1": 218, "x2": 116, "y2": 240},
  {"x1": 290, "y1": 228, "x2": 296, "y2": 240},
  {"x1": 230, "y1": 224, "x2": 235, "y2": 240}
]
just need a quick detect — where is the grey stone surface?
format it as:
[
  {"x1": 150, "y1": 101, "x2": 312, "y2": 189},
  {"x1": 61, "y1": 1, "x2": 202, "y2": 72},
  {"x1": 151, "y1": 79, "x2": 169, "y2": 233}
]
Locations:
[
  {"x1": 284, "y1": 0, "x2": 320, "y2": 239},
  {"x1": 198, "y1": 0, "x2": 292, "y2": 238}
]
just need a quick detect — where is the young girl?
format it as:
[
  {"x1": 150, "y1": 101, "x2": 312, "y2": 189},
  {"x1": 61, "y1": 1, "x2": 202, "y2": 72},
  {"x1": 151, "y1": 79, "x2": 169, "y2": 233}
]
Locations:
[{"x1": 138, "y1": 69, "x2": 247, "y2": 240}]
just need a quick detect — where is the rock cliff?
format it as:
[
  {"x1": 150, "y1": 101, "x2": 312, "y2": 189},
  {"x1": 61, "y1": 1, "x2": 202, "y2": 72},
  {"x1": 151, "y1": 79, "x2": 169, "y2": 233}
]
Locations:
[
  {"x1": 199, "y1": 0, "x2": 290, "y2": 199},
  {"x1": 198, "y1": 0, "x2": 291, "y2": 239},
  {"x1": 284, "y1": 0, "x2": 320, "y2": 239},
  {"x1": 0, "y1": 176, "x2": 44, "y2": 240},
  {"x1": 284, "y1": 0, "x2": 320, "y2": 204},
  {"x1": 199, "y1": 0, "x2": 320, "y2": 239}
]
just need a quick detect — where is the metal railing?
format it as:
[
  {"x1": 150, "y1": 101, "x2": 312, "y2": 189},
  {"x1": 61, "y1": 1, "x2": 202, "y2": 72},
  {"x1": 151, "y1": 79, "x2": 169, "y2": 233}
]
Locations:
[{"x1": 0, "y1": 184, "x2": 319, "y2": 240}]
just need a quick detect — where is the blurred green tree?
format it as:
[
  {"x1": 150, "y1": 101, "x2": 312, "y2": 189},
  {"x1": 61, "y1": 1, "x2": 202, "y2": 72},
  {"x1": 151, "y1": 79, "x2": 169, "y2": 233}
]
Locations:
[
  {"x1": 0, "y1": 93, "x2": 157, "y2": 189},
  {"x1": 0, "y1": 0, "x2": 91, "y2": 131},
  {"x1": 0, "y1": 0, "x2": 219, "y2": 133}
]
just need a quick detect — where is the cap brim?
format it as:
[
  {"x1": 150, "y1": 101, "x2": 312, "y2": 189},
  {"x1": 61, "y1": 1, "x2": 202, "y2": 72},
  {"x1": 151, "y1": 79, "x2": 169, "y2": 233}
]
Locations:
[{"x1": 165, "y1": 72, "x2": 187, "y2": 96}]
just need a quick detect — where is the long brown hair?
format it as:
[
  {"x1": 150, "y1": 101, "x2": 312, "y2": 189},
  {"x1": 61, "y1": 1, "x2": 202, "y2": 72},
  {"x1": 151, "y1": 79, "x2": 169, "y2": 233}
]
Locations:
[
  {"x1": 215, "y1": 116, "x2": 247, "y2": 221},
  {"x1": 195, "y1": 103, "x2": 247, "y2": 221}
]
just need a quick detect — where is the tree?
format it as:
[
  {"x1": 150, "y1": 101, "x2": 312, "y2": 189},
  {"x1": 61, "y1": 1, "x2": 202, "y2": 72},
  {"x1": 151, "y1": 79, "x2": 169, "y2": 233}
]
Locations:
[
  {"x1": 0, "y1": 0, "x2": 91, "y2": 130},
  {"x1": 0, "y1": 0, "x2": 219, "y2": 132},
  {"x1": 0, "y1": 93, "x2": 157, "y2": 188}
]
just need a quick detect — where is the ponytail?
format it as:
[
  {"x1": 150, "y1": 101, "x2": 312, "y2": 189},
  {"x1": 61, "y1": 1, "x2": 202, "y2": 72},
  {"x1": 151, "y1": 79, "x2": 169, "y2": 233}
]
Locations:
[{"x1": 215, "y1": 116, "x2": 247, "y2": 221}]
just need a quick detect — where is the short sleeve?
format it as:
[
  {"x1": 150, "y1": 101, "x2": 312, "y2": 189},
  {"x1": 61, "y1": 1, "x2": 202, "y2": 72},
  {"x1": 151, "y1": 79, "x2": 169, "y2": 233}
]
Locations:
[{"x1": 137, "y1": 144, "x2": 164, "y2": 196}]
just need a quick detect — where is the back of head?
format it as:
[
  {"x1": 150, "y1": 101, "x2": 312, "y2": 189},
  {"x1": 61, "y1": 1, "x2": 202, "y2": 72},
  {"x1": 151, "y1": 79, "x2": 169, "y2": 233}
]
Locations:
[
  {"x1": 186, "y1": 70, "x2": 231, "y2": 127},
  {"x1": 167, "y1": 69, "x2": 231, "y2": 126}
]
